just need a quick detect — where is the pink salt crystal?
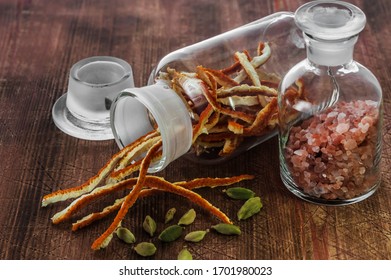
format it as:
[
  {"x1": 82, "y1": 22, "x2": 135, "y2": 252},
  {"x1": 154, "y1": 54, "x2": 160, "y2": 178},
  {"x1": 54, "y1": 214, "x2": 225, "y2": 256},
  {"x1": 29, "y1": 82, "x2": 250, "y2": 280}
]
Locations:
[
  {"x1": 331, "y1": 133, "x2": 344, "y2": 145},
  {"x1": 314, "y1": 162, "x2": 326, "y2": 173},
  {"x1": 343, "y1": 139, "x2": 357, "y2": 150},
  {"x1": 294, "y1": 149, "x2": 307, "y2": 157},
  {"x1": 361, "y1": 116, "x2": 374, "y2": 126},
  {"x1": 337, "y1": 112, "x2": 346, "y2": 122},
  {"x1": 336, "y1": 123, "x2": 350, "y2": 134},
  {"x1": 358, "y1": 122, "x2": 369, "y2": 133},
  {"x1": 327, "y1": 111, "x2": 338, "y2": 119}
]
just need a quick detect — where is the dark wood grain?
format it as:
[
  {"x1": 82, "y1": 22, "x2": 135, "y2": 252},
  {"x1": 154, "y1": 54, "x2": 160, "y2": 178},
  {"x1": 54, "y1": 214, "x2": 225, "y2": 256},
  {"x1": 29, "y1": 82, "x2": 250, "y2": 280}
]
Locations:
[{"x1": 0, "y1": 0, "x2": 390, "y2": 260}]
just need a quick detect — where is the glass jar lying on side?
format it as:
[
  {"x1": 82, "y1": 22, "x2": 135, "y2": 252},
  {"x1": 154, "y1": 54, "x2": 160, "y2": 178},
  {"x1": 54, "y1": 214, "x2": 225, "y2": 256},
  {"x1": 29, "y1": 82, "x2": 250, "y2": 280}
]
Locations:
[{"x1": 110, "y1": 12, "x2": 305, "y2": 173}]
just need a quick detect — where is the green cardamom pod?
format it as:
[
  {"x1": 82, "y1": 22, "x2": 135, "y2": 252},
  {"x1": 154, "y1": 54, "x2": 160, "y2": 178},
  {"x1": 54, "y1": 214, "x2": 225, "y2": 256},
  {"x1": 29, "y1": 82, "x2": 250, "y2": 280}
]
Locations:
[
  {"x1": 178, "y1": 209, "x2": 196, "y2": 226},
  {"x1": 116, "y1": 227, "x2": 136, "y2": 244},
  {"x1": 134, "y1": 242, "x2": 156, "y2": 257},
  {"x1": 211, "y1": 223, "x2": 241, "y2": 235},
  {"x1": 225, "y1": 187, "x2": 255, "y2": 200},
  {"x1": 237, "y1": 196, "x2": 262, "y2": 221},
  {"x1": 143, "y1": 215, "x2": 157, "y2": 237},
  {"x1": 158, "y1": 225, "x2": 183, "y2": 242},
  {"x1": 178, "y1": 248, "x2": 193, "y2": 260},
  {"x1": 184, "y1": 230, "x2": 207, "y2": 242},
  {"x1": 164, "y1": 207, "x2": 176, "y2": 224}
]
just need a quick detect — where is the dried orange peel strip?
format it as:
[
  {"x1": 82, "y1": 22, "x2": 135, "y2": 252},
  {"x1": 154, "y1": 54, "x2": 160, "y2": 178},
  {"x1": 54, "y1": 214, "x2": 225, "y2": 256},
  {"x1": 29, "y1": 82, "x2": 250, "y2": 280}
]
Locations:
[
  {"x1": 77, "y1": 175, "x2": 237, "y2": 232},
  {"x1": 41, "y1": 130, "x2": 158, "y2": 207},
  {"x1": 50, "y1": 177, "x2": 138, "y2": 224},
  {"x1": 114, "y1": 133, "x2": 161, "y2": 171},
  {"x1": 72, "y1": 188, "x2": 160, "y2": 231},
  {"x1": 220, "y1": 135, "x2": 243, "y2": 156},
  {"x1": 233, "y1": 43, "x2": 271, "y2": 105},
  {"x1": 145, "y1": 176, "x2": 232, "y2": 224},
  {"x1": 198, "y1": 69, "x2": 255, "y2": 124},
  {"x1": 253, "y1": 42, "x2": 271, "y2": 68},
  {"x1": 217, "y1": 84, "x2": 277, "y2": 98},
  {"x1": 192, "y1": 104, "x2": 214, "y2": 143},
  {"x1": 228, "y1": 97, "x2": 278, "y2": 136},
  {"x1": 72, "y1": 174, "x2": 254, "y2": 231},
  {"x1": 218, "y1": 95, "x2": 260, "y2": 107},
  {"x1": 175, "y1": 174, "x2": 254, "y2": 189},
  {"x1": 106, "y1": 150, "x2": 163, "y2": 184},
  {"x1": 91, "y1": 140, "x2": 162, "y2": 250},
  {"x1": 235, "y1": 51, "x2": 261, "y2": 87},
  {"x1": 198, "y1": 66, "x2": 239, "y2": 88}
]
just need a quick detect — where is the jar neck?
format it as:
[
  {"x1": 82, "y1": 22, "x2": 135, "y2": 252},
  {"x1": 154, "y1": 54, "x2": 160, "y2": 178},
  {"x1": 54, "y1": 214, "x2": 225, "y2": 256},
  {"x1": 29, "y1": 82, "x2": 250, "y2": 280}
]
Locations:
[
  {"x1": 110, "y1": 82, "x2": 193, "y2": 173},
  {"x1": 304, "y1": 33, "x2": 358, "y2": 67}
]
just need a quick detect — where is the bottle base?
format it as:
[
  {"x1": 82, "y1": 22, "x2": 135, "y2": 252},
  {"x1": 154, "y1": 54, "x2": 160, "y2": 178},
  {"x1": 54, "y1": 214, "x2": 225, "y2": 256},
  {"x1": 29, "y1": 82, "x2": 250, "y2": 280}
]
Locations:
[
  {"x1": 52, "y1": 93, "x2": 114, "y2": 141},
  {"x1": 280, "y1": 164, "x2": 380, "y2": 206}
]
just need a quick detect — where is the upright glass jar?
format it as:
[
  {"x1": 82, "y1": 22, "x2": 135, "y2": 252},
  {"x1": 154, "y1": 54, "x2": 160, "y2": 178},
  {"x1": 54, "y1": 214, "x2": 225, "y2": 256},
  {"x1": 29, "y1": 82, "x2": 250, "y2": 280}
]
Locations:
[
  {"x1": 278, "y1": 1, "x2": 383, "y2": 205},
  {"x1": 110, "y1": 12, "x2": 305, "y2": 172}
]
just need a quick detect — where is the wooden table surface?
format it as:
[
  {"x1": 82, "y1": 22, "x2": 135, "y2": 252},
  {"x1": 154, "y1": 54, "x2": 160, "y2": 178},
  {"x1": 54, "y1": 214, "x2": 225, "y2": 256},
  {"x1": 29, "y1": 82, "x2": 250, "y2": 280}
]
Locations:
[{"x1": 0, "y1": 0, "x2": 390, "y2": 260}]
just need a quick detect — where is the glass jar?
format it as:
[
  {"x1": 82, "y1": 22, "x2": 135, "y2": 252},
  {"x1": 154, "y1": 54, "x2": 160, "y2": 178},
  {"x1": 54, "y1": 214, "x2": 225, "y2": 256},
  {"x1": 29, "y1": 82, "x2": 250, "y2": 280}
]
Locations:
[
  {"x1": 111, "y1": 12, "x2": 306, "y2": 172},
  {"x1": 278, "y1": 1, "x2": 383, "y2": 205}
]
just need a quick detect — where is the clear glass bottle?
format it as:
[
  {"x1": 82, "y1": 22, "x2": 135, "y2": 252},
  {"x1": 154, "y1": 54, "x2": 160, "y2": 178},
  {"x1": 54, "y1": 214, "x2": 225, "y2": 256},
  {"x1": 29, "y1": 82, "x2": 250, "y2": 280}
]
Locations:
[
  {"x1": 110, "y1": 12, "x2": 306, "y2": 172},
  {"x1": 278, "y1": 1, "x2": 383, "y2": 205}
]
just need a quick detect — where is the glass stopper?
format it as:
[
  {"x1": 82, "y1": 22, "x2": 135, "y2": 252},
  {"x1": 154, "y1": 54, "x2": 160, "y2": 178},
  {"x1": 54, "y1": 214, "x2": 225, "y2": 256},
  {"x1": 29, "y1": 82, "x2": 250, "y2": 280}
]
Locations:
[{"x1": 295, "y1": 0, "x2": 366, "y2": 40}]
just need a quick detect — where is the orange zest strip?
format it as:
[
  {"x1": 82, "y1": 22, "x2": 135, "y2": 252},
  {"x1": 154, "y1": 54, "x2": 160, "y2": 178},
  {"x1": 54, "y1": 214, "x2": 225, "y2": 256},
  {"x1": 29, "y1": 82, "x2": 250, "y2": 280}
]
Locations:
[
  {"x1": 145, "y1": 176, "x2": 232, "y2": 225},
  {"x1": 72, "y1": 197, "x2": 126, "y2": 231},
  {"x1": 253, "y1": 42, "x2": 271, "y2": 67},
  {"x1": 51, "y1": 178, "x2": 138, "y2": 224},
  {"x1": 217, "y1": 84, "x2": 277, "y2": 99},
  {"x1": 106, "y1": 150, "x2": 163, "y2": 184},
  {"x1": 192, "y1": 104, "x2": 214, "y2": 143},
  {"x1": 72, "y1": 188, "x2": 160, "y2": 231},
  {"x1": 243, "y1": 97, "x2": 278, "y2": 136},
  {"x1": 234, "y1": 50, "x2": 267, "y2": 109},
  {"x1": 219, "y1": 95, "x2": 260, "y2": 107},
  {"x1": 72, "y1": 174, "x2": 254, "y2": 231},
  {"x1": 198, "y1": 66, "x2": 239, "y2": 88},
  {"x1": 175, "y1": 174, "x2": 255, "y2": 190},
  {"x1": 257, "y1": 42, "x2": 265, "y2": 55},
  {"x1": 204, "y1": 110, "x2": 220, "y2": 131},
  {"x1": 41, "y1": 130, "x2": 159, "y2": 207},
  {"x1": 114, "y1": 132, "x2": 161, "y2": 171},
  {"x1": 91, "y1": 140, "x2": 162, "y2": 250},
  {"x1": 221, "y1": 60, "x2": 241, "y2": 75},
  {"x1": 198, "y1": 70, "x2": 255, "y2": 124},
  {"x1": 228, "y1": 121, "x2": 244, "y2": 135},
  {"x1": 226, "y1": 97, "x2": 277, "y2": 137},
  {"x1": 220, "y1": 135, "x2": 243, "y2": 156},
  {"x1": 233, "y1": 42, "x2": 271, "y2": 85},
  {"x1": 235, "y1": 51, "x2": 261, "y2": 87}
]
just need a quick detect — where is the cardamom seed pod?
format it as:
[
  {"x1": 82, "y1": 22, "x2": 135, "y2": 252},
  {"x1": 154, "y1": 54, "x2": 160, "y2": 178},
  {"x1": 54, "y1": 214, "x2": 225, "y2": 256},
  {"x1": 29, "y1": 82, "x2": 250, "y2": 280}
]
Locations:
[
  {"x1": 225, "y1": 187, "x2": 255, "y2": 200},
  {"x1": 143, "y1": 215, "x2": 157, "y2": 237},
  {"x1": 134, "y1": 242, "x2": 156, "y2": 257},
  {"x1": 178, "y1": 248, "x2": 193, "y2": 260},
  {"x1": 237, "y1": 196, "x2": 262, "y2": 221},
  {"x1": 164, "y1": 207, "x2": 176, "y2": 224},
  {"x1": 211, "y1": 223, "x2": 241, "y2": 235},
  {"x1": 116, "y1": 227, "x2": 136, "y2": 244},
  {"x1": 158, "y1": 225, "x2": 183, "y2": 242},
  {"x1": 184, "y1": 230, "x2": 207, "y2": 242},
  {"x1": 178, "y1": 209, "x2": 196, "y2": 226}
]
